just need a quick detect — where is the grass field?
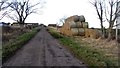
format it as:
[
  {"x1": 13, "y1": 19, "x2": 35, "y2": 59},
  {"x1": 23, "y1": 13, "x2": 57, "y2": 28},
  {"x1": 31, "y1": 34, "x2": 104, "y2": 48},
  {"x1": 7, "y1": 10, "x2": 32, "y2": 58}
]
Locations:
[{"x1": 48, "y1": 27, "x2": 119, "y2": 68}]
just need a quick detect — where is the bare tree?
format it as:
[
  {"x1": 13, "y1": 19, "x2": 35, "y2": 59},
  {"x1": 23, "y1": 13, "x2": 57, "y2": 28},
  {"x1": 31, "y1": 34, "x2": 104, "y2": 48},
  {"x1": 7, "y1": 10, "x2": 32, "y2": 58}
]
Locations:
[
  {"x1": 104, "y1": 0, "x2": 119, "y2": 41},
  {"x1": 56, "y1": 16, "x2": 67, "y2": 30},
  {"x1": 7, "y1": 0, "x2": 45, "y2": 25},
  {"x1": 0, "y1": 0, "x2": 11, "y2": 20},
  {"x1": 59, "y1": 16, "x2": 67, "y2": 25},
  {"x1": 0, "y1": 0, "x2": 11, "y2": 11},
  {"x1": 90, "y1": 0, "x2": 105, "y2": 38}
]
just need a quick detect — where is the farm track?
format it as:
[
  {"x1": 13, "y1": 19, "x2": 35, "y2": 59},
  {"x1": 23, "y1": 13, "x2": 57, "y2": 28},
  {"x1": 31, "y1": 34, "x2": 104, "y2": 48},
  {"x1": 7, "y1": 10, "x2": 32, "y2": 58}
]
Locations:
[{"x1": 3, "y1": 27, "x2": 87, "y2": 67}]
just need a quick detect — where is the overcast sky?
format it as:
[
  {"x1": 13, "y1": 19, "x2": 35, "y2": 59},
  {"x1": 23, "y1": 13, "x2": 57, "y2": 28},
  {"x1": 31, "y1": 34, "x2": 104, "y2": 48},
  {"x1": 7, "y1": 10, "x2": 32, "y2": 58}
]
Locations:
[{"x1": 0, "y1": 0, "x2": 110, "y2": 28}]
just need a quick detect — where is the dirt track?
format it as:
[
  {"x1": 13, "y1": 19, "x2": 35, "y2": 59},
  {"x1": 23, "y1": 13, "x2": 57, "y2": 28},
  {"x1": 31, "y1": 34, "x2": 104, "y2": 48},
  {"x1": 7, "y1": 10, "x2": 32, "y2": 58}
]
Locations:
[{"x1": 3, "y1": 27, "x2": 86, "y2": 67}]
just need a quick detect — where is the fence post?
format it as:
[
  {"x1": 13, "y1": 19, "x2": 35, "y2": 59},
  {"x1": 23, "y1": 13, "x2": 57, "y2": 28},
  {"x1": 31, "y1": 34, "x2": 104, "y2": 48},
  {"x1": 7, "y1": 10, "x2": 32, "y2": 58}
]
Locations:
[{"x1": 116, "y1": 26, "x2": 118, "y2": 40}]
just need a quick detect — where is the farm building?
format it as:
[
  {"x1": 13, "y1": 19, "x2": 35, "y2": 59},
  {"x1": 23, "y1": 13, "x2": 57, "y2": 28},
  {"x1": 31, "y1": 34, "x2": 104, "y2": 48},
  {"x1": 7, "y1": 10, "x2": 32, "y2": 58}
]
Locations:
[
  {"x1": 0, "y1": 22, "x2": 9, "y2": 26},
  {"x1": 11, "y1": 22, "x2": 39, "y2": 28},
  {"x1": 60, "y1": 15, "x2": 102, "y2": 39},
  {"x1": 48, "y1": 24, "x2": 57, "y2": 27},
  {"x1": 24, "y1": 23, "x2": 39, "y2": 28}
]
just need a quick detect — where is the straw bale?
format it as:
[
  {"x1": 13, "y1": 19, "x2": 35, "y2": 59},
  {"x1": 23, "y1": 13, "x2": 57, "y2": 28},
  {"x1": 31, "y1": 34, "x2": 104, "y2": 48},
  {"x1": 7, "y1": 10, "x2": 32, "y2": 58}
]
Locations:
[
  {"x1": 82, "y1": 22, "x2": 88, "y2": 28},
  {"x1": 68, "y1": 21, "x2": 83, "y2": 28},
  {"x1": 71, "y1": 28, "x2": 85, "y2": 36},
  {"x1": 65, "y1": 29, "x2": 72, "y2": 36},
  {"x1": 74, "y1": 16, "x2": 79, "y2": 22},
  {"x1": 76, "y1": 21, "x2": 83, "y2": 28},
  {"x1": 65, "y1": 15, "x2": 78, "y2": 23},
  {"x1": 85, "y1": 29, "x2": 90, "y2": 37},
  {"x1": 85, "y1": 29, "x2": 100, "y2": 39},
  {"x1": 69, "y1": 21, "x2": 76, "y2": 28},
  {"x1": 78, "y1": 15, "x2": 85, "y2": 22}
]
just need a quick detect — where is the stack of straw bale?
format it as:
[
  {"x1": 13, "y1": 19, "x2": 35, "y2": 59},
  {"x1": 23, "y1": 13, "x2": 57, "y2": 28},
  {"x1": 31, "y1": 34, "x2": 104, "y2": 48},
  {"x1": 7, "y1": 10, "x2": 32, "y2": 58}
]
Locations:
[{"x1": 60, "y1": 15, "x2": 89, "y2": 36}]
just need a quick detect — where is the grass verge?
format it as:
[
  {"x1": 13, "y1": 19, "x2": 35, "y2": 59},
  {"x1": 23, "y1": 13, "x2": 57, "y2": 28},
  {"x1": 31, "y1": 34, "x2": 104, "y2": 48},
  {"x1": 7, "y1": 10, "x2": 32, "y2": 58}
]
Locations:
[
  {"x1": 48, "y1": 28, "x2": 118, "y2": 68},
  {"x1": 2, "y1": 28, "x2": 40, "y2": 63}
]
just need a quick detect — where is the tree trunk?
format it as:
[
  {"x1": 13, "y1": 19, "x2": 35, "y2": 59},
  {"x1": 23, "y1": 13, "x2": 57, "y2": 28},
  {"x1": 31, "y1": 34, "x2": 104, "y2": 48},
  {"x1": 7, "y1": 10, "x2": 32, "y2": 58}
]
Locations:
[
  {"x1": 19, "y1": 20, "x2": 25, "y2": 33},
  {"x1": 107, "y1": 21, "x2": 115, "y2": 41},
  {"x1": 107, "y1": 25, "x2": 113, "y2": 41},
  {"x1": 100, "y1": 21, "x2": 105, "y2": 38},
  {"x1": 102, "y1": 27, "x2": 105, "y2": 38}
]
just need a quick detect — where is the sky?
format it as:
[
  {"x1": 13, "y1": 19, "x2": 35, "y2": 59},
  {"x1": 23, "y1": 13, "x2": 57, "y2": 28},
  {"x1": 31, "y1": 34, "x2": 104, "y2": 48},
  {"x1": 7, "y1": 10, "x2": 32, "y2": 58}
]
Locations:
[{"x1": 0, "y1": 0, "x2": 110, "y2": 28}]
